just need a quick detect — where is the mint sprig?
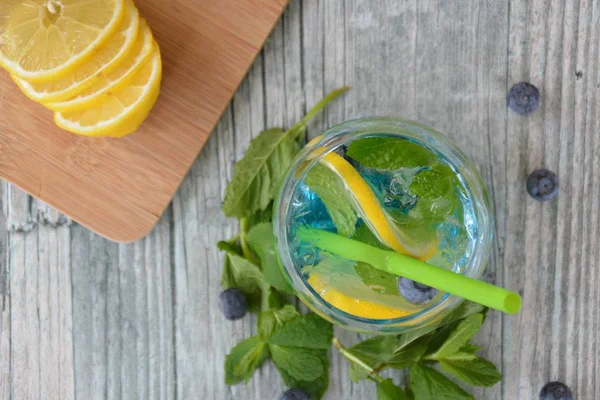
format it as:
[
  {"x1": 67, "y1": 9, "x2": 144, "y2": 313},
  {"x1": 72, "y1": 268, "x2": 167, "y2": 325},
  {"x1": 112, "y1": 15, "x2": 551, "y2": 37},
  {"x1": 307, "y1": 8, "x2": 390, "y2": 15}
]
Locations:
[{"x1": 219, "y1": 87, "x2": 502, "y2": 399}]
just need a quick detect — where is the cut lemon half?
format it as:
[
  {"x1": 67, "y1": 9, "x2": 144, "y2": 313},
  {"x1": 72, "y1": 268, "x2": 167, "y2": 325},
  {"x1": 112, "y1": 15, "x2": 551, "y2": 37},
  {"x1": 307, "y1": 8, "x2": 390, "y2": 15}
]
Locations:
[
  {"x1": 0, "y1": 0, "x2": 126, "y2": 82},
  {"x1": 319, "y1": 150, "x2": 438, "y2": 260},
  {"x1": 12, "y1": 0, "x2": 139, "y2": 104},
  {"x1": 46, "y1": 19, "x2": 153, "y2": 112},
  {"x1": 308, "y1": 273, "x2": 409, "y2": 319},
  {"x1": 54, "y1": 46, "x2": 162, "y2": 137}
]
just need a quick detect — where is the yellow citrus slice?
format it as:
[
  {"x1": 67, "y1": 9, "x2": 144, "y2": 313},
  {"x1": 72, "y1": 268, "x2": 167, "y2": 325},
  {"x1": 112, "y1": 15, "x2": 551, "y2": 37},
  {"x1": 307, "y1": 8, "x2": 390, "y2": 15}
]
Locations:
[
  {"x1": 11, "y1": 0, "x2": 139, "y2": 104},
  {"x1": 308, "y1": 273, "x2": 409, "y2": 319},
  {"x1": 54, "y1": 46, "x2": 162, "y2": 137},
  {"x1": 0, "y1": 0, "x2": 126, "y2": 82},
  {"x1": 46, "y1": 19, "x2": 153, "y2": 112}
]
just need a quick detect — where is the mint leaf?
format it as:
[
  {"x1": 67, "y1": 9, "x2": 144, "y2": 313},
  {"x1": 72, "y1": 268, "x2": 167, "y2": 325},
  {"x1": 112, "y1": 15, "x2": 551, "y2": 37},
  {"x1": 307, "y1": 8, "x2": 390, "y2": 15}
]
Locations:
[
  {"x1": 354, "y1": 262, "x2": 398, "y2": 295},
  {"x1": 221, "y1": 252, "x2": 268, "y2": 313},
  {"x1": 441, "y1": 344, "x2": 480, "y2": 361},
  {"x1": 426, "y1": 314, "x2": 483, "y2": 360},
  {"x1": 270, "y1": 345, "x2": 324, "y2": 381},
  {"x1": 347, "y1": 137, "x2": 437, "y2": 170},
  {"x1": 352, "y1": 224, "x2": 390, "y2": 250},
  {"x1": 410, "y1": 364, "x2": 473, "y2": 400},
  {"x1": 458, "y1": 344, "x2": 480, "y2": 354},
  {"x1": 217, "y1": 239, "x2": 241, "y2": 255},
  {"x1": 348, "y1": 335, "x2": 398, "y2": 367},
  {"x1": 225, "y1": 336, "x2": 268, "y2": 385},
  {"x1": 440, "y1": 356, "x2": 501, "y2": 387},
  {"x1": 276, "y1": 350, "x2": 329, "y2": 399},
  {"x1": 305, "y1": 163, "x2": 358, "y2": 236},
  {"x1": 258, "y1": 305, "x2": 299, "y2": 340},
  {"x1": 409, "y1": 164, "x2": 454, "y2": 199},
  {"x1": 377, "y1": 379, "x2": 409, "y2": 400},
  {"x1": 269, "y1": 313, "x2": 333, "y2": 350},
  {"x1": 222, "y1": 128, "x2": 300, "y2": 218},
  {"x1": 248, "y1": 202, "x2": 273, "y2": 228},
  {"x1": 385, "y1": 334, "x2": 432, "y2": 370},
  {"x1": 247, "y1": 222, "x2": 294, "y2": 294},
  {"x1": 349, "y1": 364, "x2": 371, "y2": 382}
]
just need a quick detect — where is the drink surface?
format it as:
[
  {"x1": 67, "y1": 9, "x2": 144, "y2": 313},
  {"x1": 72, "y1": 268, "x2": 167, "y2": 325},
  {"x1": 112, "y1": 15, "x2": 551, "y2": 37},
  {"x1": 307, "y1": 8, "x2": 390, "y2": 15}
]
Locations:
[{"x1": 285, "y1": 135, "x2": 478, "y2": 320}]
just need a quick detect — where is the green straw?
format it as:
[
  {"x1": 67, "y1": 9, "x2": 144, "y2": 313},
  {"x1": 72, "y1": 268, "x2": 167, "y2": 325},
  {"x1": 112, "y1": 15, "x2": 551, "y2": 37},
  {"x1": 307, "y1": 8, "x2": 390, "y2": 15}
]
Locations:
[{"x1": 297, "y1": 227, "x2": 522, "y2": 315}]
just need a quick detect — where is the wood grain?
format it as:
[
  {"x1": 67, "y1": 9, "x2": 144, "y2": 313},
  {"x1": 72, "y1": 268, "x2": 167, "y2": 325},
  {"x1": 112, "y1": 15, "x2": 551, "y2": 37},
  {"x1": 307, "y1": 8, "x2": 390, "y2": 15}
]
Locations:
[
  {"x1": 0, "y1": 0, "x2": 289, "y2": 243},
  {"x1": 1, "y1": 0, "x2": 600, "y2": 399}
]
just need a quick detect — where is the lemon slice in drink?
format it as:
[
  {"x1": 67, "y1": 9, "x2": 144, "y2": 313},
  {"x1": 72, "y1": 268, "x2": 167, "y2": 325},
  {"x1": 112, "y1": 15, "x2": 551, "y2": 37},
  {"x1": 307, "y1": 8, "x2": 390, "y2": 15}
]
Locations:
[
  {"x1": 319, "y1": 151, "x2": 438, "y2": 260},
  {"x1": 308, "y1": 273, "x2": 409, "y2": 319},
  {"x1": 0, "y1": 0, "x2": 126, "y2": 82},
  {"x1": 54, "y1": 46, "x2": 162, "y2": 137},
  {"x1": 12, "y1": 0, "x2": 139, "y2": 104},
  {"x1": 46, "y1": 19, "x2": 154, "y2": 112}
]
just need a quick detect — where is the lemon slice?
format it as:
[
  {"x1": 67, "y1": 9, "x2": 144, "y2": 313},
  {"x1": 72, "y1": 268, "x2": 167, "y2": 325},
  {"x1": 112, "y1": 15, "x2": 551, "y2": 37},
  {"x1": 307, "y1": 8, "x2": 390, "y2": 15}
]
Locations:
[
  {"x1": 12, "y1": 0, "x2": 139, "y2": 103},
  {"x1": 308, "y1": 273, "x2": 409, "y2": 319},
  {"x1": 46, "y1": 19, "x2": 153, "y2": 112},
  {"x1": 0, "y1": 0, "x2": 126, "y2": 82},
  {"x1": 54, "y1": 46, "x2": 162, "y2": 137},
  {"x1": 319, "y1": 151, "x2": 438, "y2": 260}
]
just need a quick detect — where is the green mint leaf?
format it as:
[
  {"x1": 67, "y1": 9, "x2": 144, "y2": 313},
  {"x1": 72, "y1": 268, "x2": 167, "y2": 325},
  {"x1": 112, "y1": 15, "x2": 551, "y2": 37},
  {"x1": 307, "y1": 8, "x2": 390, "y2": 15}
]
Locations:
[
  {"x1": 348, "y1": 335, "x2": 398, "y2": 367},
  {"x1": 222, "y1": 128, "x2": 301, "y2": 218},
  {"x1": 217, "y1": 239, "x2": 241, "y2": 255},
  {"x1": 459, "y1": 344, "x2": 480, "y2": 354},
  {"x1": 269, "y1": 345, "x2": 324, "y2": 381},
  {"x1": 352, "y1": 224, "x2": 390, "y2": 250},
  {"x1": 377, "y1": 379, "x2": 410, "y2": 400},
  {"x1": 276, "y1": 350, "x2": 329, "y2": 399},
  {"x1": 354, "y1": 262, "x2": 398, "y2": 295},
  {"x1": 247, "y1": 222, "x2": 294, "y2": 294},
  {"x1": 221, "y1": 252, "x2": 268, "y2": 313},
  {"x1": 288, "y1": 87, "x2": 349, "y2": 142},
  {"x1": 440, "y1": 356, "x2": 501, "y2": 387},
  {"x1": 427, "y1": 314, "x2": 483, "y2": 360},
  {"x1": 268, "y1": 313, "x2": 333, "y2": 350},
  {"x1": 258, "y1": 305, "x2": 300, "y2": 340},
  {"x1": 384, "y1": 334, "x2": 433, "y2": 370},
  {"x1": 224, "y1": 336, "x2": 268, "y2": 385},
  {"x1": 305, "y1": 163, "x2": 358, "y2": 236},
  {"x1": 248, "y1": 202, "x2": 273, "y2": 228},
  {"x1": 346, "y1": 137, "x2": 436, "y2": 170},
  {"x1": 349, "y1": 363, "x2": 371, "y2": 383},
  {"x1": 409, "y1": 164, "x2": 454, "y2": 200},
  {"x1": 444, "y1": 302, "x2": 486, "y2": 323},
  {"x1": 410, "y1": 364, "x2": 473, "y2": 400}
]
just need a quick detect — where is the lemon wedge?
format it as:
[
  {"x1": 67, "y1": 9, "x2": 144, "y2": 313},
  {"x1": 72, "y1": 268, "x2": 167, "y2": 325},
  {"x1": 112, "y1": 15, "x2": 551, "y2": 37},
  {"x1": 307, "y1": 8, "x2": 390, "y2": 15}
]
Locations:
[
  {"x1": 54, "y1": 45, "x2": 162, "y2": 137},
  {"x1": 308, "y1": 273, "x2": 409, "y2": 319},
  {"x1": 0, "y1": 0, "x2": 126, "y2": 82},
  {"x1": 318, "y1": 150, "x2": 438, "y2": 260},
  {"x1": 11, "y1": 0, "x2": 139, "y2": 103},
  {"x1": 46, "y1": 19, "x2": 153, "y2": 112}
]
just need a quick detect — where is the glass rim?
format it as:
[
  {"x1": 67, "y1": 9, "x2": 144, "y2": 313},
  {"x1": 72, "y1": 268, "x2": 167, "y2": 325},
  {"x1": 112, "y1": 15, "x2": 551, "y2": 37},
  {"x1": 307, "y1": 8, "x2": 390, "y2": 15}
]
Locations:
[{"x1": 273, "y1": 117, "x2": 493, "y2": 333}]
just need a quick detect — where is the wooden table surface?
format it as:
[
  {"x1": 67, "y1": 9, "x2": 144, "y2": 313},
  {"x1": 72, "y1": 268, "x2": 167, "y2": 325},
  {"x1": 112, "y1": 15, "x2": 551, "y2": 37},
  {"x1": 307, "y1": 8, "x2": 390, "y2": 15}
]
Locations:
[{"x1": 1, "y1": 1, "x2": 599, "y2": 399}]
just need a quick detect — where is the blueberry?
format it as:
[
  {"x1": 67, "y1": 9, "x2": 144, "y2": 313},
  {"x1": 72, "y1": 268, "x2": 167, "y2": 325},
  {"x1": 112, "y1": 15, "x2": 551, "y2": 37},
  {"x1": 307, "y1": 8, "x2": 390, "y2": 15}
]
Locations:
[
  {"x1": 398, "y1": 278, "x2": 438, "y2": 304},
  {"x1": 527, "y1": 169, "x2": 558, "y2": 201},
  {"x1": 539, "y1": 382, "x2": 573, "y2": 400},
  {"x1": 219, "y1": 288, "x2": 247, "y2": 320},
  {"x1": 280, "y1": 388, "x2": 311, "y2": 400},
  {"x1": 508, "y1": 82, "x2": 540, "y2": 115}
]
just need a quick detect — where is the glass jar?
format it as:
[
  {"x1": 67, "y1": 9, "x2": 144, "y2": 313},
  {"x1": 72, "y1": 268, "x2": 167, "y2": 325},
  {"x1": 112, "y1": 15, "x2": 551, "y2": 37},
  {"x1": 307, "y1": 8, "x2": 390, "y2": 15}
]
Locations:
[{"x1": 273, "y1": 117, "x2": 493, "y2": 334}]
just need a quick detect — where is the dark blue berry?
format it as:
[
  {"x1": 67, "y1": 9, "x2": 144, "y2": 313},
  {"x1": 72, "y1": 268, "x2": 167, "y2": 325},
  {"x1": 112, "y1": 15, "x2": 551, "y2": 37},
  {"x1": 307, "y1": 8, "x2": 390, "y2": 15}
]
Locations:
[
  {"x1": 527, "y1": 169, "x2": 558, "y2": 201},
  {"x1": 508, "y1": 82, "x2": 540, "y2": 115},
  {"x1": 398, "y1": 278, "x2": 437, "y2": 304},
  {"x1": 219, "y1": 288, "x2": 247, "y2": 320},
  {"x1": 280, "y1": 388, "x2": 311, "y2": 400},
  {"x1": 539, "y1": 382, "x2": 573, "y2": 400}
]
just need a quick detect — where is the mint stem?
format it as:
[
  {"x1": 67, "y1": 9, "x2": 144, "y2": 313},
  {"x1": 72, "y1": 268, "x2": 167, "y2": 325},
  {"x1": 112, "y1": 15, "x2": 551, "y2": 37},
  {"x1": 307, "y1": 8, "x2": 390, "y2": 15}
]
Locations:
[
  {"x1": 239, "y1": 218, "x2": 259, "y2": 265},
  {"x1": 291, "y1": 86, "x2": 350, "y2": 142},
  {"x1": 332, "y1": 337, "x2": 384, "y2": 384}
]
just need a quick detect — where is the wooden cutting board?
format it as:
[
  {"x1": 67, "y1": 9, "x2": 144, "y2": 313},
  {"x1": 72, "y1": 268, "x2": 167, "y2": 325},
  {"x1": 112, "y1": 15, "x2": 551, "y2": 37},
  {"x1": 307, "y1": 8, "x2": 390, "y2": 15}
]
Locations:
[{"x1": 0, "y1": 0, "x2": 288, "y2": 242}]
